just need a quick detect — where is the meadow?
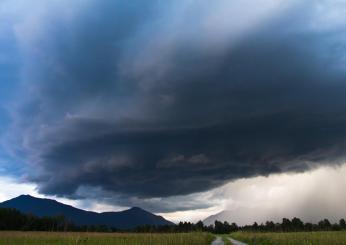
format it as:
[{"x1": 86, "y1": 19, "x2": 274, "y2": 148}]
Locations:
[
  {"x1": 230, "y1": 231, "x2": 346, "y2": 244},
  {"x1": 0, "y1": 231, "x2": 214, "y2": 245}
]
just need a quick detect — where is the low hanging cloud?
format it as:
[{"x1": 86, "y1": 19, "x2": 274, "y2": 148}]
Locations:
[{"x1": 2, "y1": 0, "x2": 346, "y2": 210}]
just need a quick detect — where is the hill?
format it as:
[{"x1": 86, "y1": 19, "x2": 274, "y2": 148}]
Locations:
[
  {"x1": 0, "y1": 195, "x2": 173, "y2": 229},
  {"x1": 203, "y1": 207, "x2": 275, "y2": 226}
]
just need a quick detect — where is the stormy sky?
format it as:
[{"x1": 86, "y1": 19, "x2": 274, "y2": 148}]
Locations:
[{"x1": 1, "y1": 0, "x2": 346, "y2": 221}]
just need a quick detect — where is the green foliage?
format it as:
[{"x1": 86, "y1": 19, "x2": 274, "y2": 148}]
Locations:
[
  {"x1": 242, "y1": 217, "x2": 346, "y2": 232},
  {"x1": 214, "y1": 221, "x2": 238, "y2": 234},
  {"x1": 0, "y1": 208, "x2": 73, "y2": 231}
]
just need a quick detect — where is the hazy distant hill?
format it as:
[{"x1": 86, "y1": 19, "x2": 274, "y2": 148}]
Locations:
[
  {"x1": 203, "y1": 208, "x2": 277, "y2": 226},
  {"x1": 0, "y1": 195, "x2": 173, "y2": 229},
  {"x1": 204, "y1": 206, "x2": 340, "y2": 226}
]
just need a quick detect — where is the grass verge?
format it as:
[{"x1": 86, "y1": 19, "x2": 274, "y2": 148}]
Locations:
[
  {"x1": 0, "y1": 231, "x2": 214, "y2": 245},
  {"x1": 231, "y1": 231, "x2": 346, "y2": 245}
]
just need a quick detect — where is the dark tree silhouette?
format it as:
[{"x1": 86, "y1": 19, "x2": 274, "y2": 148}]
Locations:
[
  {"x1": 1, "y1": 208, "x2": 345, "y2": 233},
  {"x1": 291, "y1": 217, "x2": 304, "y2": 231}
]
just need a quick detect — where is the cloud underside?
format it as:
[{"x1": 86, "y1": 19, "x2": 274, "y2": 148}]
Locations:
[{"x1": 4, "y1": 0, "x2": 346, "y2": 210}]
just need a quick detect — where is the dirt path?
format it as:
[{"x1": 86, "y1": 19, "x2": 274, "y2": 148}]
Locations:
[
  {"x1": 211, "y1": 236, "x2": 224, "y2": 245},
  {"x1": 228, "y1": 237, "x2": 248, "y2": 245}
]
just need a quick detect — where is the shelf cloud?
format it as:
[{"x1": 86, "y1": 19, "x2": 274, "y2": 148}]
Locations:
[{"x1": 2, "y1": 0, "x2": 346, "y2": 211}]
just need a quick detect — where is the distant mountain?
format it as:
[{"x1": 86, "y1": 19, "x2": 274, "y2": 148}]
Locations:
[
  {"x1": 204, "y1": 207, "x2": 314, "y2": 226},
  {"x1": 0, "y1": 195, "x2": 173, "y2": 229},
  {"x1": 204, "y1": 207, "x2": 337, "y2": 226},
  {"x1": 203, "y1": 210, "x2": 226, "y2": 226},
  {"x1": 203, "y1": 207, "x2": 278, "y2": 226}
]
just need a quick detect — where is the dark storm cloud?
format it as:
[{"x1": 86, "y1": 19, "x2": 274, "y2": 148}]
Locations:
[{"x1": 5, "y1": 0, "x2": 346, "y2": 210}]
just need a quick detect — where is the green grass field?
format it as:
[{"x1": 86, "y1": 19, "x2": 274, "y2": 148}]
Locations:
[
  {"x1": 0, "y1": 232, "x2": 214, "y2": 245},
  {"x1": 230, "y1": 231, "x2": 346, "y2": 244}
]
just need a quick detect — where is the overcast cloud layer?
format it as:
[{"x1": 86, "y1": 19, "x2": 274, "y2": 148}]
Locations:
[{"x1": 1, "y1": 0, "x2": 346, "y2": 211}]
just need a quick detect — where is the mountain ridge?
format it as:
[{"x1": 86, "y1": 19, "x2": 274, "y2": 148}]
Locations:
[{"x1": 0, "y1": 195, "x2": 173, "y2": 229}]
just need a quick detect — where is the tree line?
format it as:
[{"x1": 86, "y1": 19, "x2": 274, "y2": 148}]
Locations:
[
  {"x1": 135, "y1": 218, "x2": 346, "y2": 233},
  {"x1": 242, "y1": 217, "x2": 346, "y2": 232},
  {"x1": 135, "y1": 220, "x2": 239, "y2": 234},
  {"x1": 1, "y1": 208, "x2": 346, "y2": 233},
  {"x1": 0, "y1": 208, "x2": 115, "y2": 232}
]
